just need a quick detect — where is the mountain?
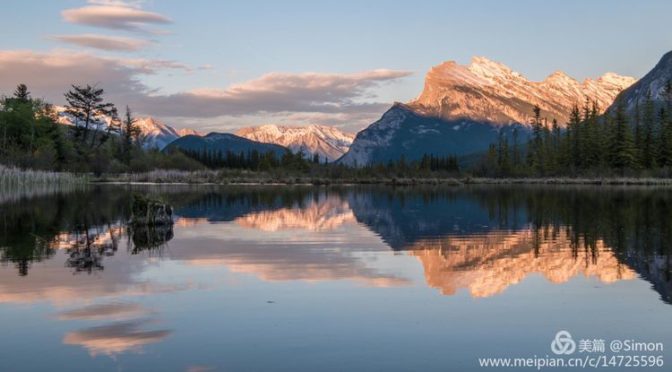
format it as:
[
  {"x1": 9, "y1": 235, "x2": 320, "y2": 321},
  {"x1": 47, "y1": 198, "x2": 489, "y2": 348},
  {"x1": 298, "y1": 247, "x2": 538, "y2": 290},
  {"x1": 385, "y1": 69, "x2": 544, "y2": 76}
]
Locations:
[
  {"x1": 164, "y1": 132, "x2": 288, "y2": 157},
  {"x1": 236, "y1": 124, "x2": 355, "y2": 162},
  {"x1": 339, "y1": 103, "x2": 524, "y2": 167},
  {"x1": 134, "y1": 117, "x2": 202, "y2": 150},
  {"x1": 54, "y1": 106, "x2": 198, "y2": 150},
  {"x1": 339, "y1": 57, "x2": 635, "y2": 166},
  {"x1": 608, "y1": 51, "x2": 672, "y2": 113},
  {"x1": 411, "y1": 57, "x2": 635, "y2": 125}
]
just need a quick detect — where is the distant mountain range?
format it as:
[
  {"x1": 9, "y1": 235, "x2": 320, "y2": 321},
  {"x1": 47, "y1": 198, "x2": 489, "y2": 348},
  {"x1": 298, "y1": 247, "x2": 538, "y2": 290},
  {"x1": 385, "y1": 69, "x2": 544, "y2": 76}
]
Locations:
[
  {"x1": 54, "y1": 105, "x2": 354, "y2": 160},
  {"x1": 164, "y1": 132, "x2": 288, "y2": 158},
  {"x1": 338, "y1": 57, "x2": 636, "y2": 166},
  {"x1": 54, "y1": 52, "x2": 672, "y2": 168},
  {"x1": 55, "y1": 106, "x2": 199, "y2": 150},
  {"x1": 236, "y1": 124, "x2": 354, "y2": 162}
]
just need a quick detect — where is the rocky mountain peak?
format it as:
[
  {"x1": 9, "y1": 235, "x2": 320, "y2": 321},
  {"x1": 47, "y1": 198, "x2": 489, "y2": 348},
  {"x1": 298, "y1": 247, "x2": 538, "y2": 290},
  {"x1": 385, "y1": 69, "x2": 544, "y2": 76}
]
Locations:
[
  {"x1": 411, "y1": 57, "x2": 635, "y2": 126},
  {"x1": 608, "y1": 51, "x2": 672, "y2": 112}
]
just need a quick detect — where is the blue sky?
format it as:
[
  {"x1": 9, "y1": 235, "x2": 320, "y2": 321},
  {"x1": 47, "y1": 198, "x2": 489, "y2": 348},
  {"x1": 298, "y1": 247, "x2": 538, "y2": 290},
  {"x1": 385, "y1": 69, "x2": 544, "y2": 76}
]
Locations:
[{"x1": 1, "y1": 0, "x2": 671, "y2": 132}]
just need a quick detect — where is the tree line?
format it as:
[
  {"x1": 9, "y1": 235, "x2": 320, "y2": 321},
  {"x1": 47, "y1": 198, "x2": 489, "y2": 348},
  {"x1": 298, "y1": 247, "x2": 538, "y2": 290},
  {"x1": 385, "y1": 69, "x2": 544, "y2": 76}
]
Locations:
[
  {"x1": 4, "y1": 80, "x2": 672, "y2": 178},
  {"x1": 0, "y1": 83, "x2": 202, "y2": 174},
  {"x1": 481, "y1": 80, "x2": 672, "y2": 177},
  {"x1": 178, "y1": 147, "x2": 314, "y2": 171}
]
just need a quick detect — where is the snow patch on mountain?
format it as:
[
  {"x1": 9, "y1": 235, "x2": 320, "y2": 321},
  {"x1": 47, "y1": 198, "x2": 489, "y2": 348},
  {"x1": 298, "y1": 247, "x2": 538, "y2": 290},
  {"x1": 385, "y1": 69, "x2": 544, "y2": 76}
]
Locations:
[{"x1": 236, "y1": 124, "x2": 355, "y2": 162}]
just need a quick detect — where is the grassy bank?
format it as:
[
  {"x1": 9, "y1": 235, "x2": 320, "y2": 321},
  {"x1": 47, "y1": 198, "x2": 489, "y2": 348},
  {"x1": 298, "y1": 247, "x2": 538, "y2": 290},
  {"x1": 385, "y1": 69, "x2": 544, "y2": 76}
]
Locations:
[
  {"x1": 92, "y1": 170, "x2": 672, "y2": 186},
  {"x1": 0, "y1": 165, "x2": 88, "y2": 203},
  {"x1": 0, "y1": 165, "x2": 87, "y2": 186},
  {"x1": 6, "y1": 166, "x2": 672, "y2": 188}
]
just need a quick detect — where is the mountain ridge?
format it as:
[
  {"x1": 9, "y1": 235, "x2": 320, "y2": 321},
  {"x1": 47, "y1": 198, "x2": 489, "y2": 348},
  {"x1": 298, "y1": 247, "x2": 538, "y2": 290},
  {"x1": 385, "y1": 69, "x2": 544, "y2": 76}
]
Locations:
[
  {"x1": 409, "y1": 56, "x2": 635, "y2": 125},
  {"x1": 608, "y1": 51, "x2": 672, "y2": 113},
  {"x1": 339, "y1": 56, "x2": 636, "y2": 166},
  {"x1": 236, "y1": 124, "x2": 355, "y2": 162}
]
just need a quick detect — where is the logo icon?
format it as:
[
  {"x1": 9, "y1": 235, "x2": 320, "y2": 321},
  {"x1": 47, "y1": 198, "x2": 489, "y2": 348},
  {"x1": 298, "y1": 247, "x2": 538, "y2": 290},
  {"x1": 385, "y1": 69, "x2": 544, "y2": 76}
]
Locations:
[{"x1": 551, "y1": 330, "x2": 576, "y2": 355}]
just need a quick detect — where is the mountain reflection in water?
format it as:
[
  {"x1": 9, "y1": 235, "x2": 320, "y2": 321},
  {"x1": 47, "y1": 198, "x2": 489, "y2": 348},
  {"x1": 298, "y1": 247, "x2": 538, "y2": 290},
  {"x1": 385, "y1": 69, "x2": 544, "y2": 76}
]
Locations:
[
  {"x1": 1, "y1": 185, "x2": 672, "y2": 364},
  {"x1": 1, "y1": 186, "x2": 671, "y2": 301}
]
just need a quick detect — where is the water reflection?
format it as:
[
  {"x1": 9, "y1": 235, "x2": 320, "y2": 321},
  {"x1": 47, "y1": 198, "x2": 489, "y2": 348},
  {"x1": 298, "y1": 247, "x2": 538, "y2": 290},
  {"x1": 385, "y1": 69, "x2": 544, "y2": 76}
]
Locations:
[
  {"x1": 409, "y1": 228, "x2": 635, "y2": 297},
  {"x1": 2, "y1": 186, "x2": 672, "y2": 300},
  {"x1": 2, "y1": 185, "x2": 672, "y2": 364},
  {"x1": 63, "y1": 318, "x2": 171, "y2": 356}
]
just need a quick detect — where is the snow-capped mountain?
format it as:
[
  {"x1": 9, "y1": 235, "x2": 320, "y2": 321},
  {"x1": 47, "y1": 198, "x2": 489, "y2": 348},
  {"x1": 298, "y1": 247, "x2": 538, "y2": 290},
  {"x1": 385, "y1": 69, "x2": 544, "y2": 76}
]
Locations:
[
  {"x1": 134, "y1": 117, "x2": 201, "y2": 150},
  {"x1": 236, "y1": 124, "x2": 355, "y2": 162},
  {"x1": 608, "y1": 51, "x2": 672, "y2": 113},
  {"x1": 410, "y1": 57, "x2": 635, "y2": 126},
  {"x1": 54, "y1": 106, "x2": 198, "y2": 149},
  {"x1": 339, "y1": 57, "x2": 636, "y2": 166}
]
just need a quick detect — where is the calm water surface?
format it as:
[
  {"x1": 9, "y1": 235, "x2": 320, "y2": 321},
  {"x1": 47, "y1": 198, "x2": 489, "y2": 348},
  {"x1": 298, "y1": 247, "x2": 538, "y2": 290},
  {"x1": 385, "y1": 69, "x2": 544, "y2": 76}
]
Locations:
[{"x1": 1, "y1": 185, "x2": 671, "y2": 371}]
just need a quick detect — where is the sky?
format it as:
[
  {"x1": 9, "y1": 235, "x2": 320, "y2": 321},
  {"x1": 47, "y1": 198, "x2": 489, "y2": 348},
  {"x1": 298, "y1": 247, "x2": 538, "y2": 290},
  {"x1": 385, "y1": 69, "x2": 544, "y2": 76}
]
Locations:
[{"x1": 0, "y1": 0, "x2": 671, "y2": 133}]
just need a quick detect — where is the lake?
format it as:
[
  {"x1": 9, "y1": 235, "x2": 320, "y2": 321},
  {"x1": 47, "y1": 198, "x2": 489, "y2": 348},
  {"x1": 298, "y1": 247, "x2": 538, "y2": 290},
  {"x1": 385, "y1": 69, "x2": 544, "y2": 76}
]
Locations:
[{"x1": 0, "y1": 185, "x2": 671, "y2": 371}]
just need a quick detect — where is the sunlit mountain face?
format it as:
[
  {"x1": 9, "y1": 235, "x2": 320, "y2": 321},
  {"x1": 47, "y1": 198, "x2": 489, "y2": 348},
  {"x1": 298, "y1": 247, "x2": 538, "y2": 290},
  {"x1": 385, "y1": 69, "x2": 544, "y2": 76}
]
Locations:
[{"x1": 1, "y1": 186, "x2": 672, "y2": 367}]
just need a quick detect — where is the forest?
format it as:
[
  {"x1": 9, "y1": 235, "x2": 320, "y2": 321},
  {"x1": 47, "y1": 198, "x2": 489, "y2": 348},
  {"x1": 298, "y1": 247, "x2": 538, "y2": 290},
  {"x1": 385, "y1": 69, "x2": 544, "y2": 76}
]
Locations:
[
  {"x1": 1, "y1": 81, "x2": 672, "y2": 179},
  {"x1": 480, "y1": 80, "x2": 672, "y2": 177}
]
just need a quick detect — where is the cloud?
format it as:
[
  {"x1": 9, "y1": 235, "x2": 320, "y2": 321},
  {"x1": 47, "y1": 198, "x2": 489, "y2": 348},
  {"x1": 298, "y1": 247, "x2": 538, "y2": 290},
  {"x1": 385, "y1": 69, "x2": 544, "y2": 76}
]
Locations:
[
  {"x1": 0, "y1": 50, "x2": 146, "y2": 101},
  {"x1": 0, "y1": 49, "x2": 410, "y2": 131},
  {"x1": 0, "y1": 50, "x2": 188, "y2": 104},
  {"x1": 87, "y1": 0, "x2": 144, "y2": 7},
  {"x1": 63, "y1": 319, "x2": 171, "y2": 356},
  {"x1": 62, "y1": 3, "x2": 171, "y2": 33},
  {"x1": 57, "y1": 302, "x2": 150, "y2": 320},
  {"x1": 52, "y1": 34, "x2": 151, "y2": 51},
  {"x1": 135, "y1": 69, "x2": 412, "y2": 118}
]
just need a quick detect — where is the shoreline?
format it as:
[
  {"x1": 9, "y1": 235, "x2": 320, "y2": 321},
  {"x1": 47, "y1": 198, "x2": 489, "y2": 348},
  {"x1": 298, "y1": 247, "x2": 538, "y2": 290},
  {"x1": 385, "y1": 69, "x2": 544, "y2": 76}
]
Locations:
[{"x1": 90, "y1": 176, "x2": 672, "y2": 186}]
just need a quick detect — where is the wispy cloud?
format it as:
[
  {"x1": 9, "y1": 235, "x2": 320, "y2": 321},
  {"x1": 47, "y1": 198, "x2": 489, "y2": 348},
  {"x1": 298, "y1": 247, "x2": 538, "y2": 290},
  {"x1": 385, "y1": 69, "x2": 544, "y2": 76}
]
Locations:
[
  {"x1": 52, "y1": 34, "x2": 151, "y2": 51},
  {"x1": 0, "y1": 49, "x2": 190, "y2": 106},
  {"x1": 140, "y1": 69, "x2": 412, "y2": 117},
  {"x1": 62, "y1": 2, "x2": 171, "y2": 33},
  {"x1": 0, "y1": 49, "x2": 410, "y2": 131}
]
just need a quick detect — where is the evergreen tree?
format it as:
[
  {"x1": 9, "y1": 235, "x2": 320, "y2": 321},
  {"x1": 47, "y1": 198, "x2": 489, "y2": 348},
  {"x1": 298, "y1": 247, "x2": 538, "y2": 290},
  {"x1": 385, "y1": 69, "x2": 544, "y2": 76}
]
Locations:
[
  {"x1": 512, "y1": 127, "x2": 521, "y2": 169},
  {"x1": 642, "y1": 91, "x2": 657, "y2": 168},
  {"x1": 660, "y1": 81, "x2": 672, "y2": 167},
  {"x1": 121, "y1": 106, "x2": 140, "y2": 164},
  {"x1": 528, "y1": 105, "x2": 544, "y2": 174},
  {"x1": 64, "y1": 84, "x2": 116, "y2": 146},
  {"x1": 567, "y1": 105, "x2": 581, "y2": 169},
  {"x1": 13, "y1": 84, "x2": 30, "y2": 102},
  {"x1": 609, "y1": 99, "x2": 637, "y2": 173}
]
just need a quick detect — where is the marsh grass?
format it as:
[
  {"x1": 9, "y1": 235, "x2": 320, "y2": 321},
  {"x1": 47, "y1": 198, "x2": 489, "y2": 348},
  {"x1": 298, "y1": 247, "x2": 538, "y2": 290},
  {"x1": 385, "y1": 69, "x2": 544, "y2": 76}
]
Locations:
[
  {"x1": 0, "y1": 165, "x2": 87, "y2": 203},
  {"x1": 95, "y1": 169, "x2": 672, "y2": 186}
]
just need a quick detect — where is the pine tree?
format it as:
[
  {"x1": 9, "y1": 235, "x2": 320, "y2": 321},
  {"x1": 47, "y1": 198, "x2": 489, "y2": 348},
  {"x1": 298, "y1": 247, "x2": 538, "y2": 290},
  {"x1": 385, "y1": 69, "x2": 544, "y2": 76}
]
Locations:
[
  {"x1": 13, "y1": 84, "x2": 30, "y2": 102},
  {"x1": 660, "y1": 81, "x2": 672, "y2": 167},
  {"x1": 609, "y1": 99, "x2": 637, "y2": 173},
  {"x1": 642, "y1": 90, "x2": 657, "y2": 168},
  {"x1": 567, "y1": 105, "x2": 581, "y2": 168},
  {"x1": 64, "y1": 84, "x2": 116, "y2": 146},
  {"x1": 658, "y1": 107, "x2": 672, "y2": 166},
  {"x1": 511, "y1": 127, "x2": 521, "y2": 170},
  {"x1": 528, "y1": 105, "x2": 544, "y2": 174},
  {"x1": 121, "y1": 106, "x2": 140, "y2": 164}
]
